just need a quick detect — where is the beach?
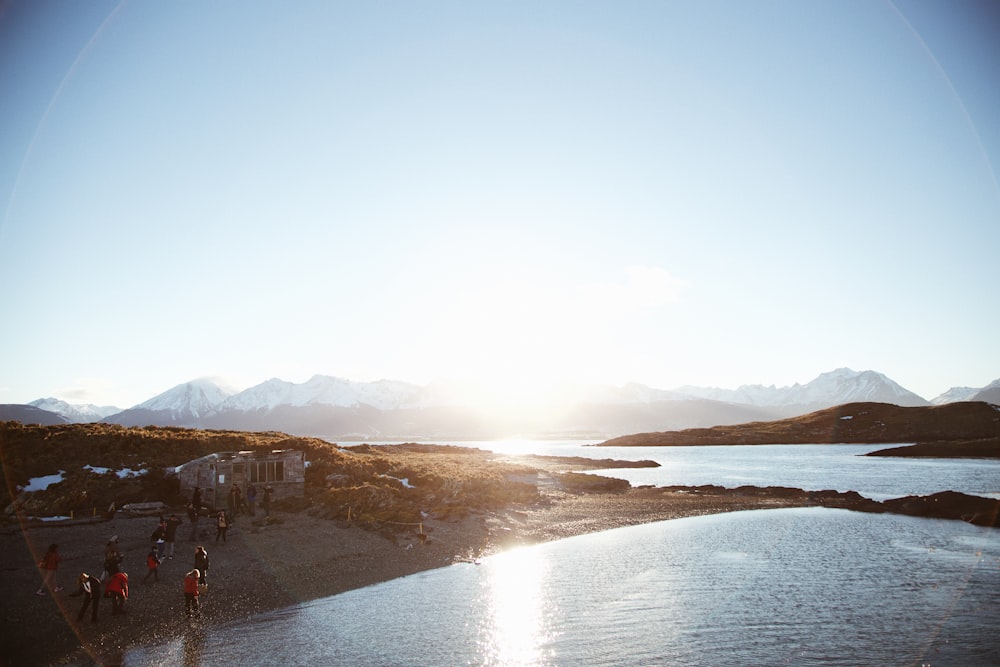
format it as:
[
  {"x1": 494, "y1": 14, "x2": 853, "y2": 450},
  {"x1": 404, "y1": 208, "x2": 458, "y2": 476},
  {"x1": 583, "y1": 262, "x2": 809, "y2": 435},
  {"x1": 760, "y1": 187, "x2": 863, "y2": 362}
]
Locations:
[{"x1": 1, "y1": 478, "x2": 814, "y2": 667}]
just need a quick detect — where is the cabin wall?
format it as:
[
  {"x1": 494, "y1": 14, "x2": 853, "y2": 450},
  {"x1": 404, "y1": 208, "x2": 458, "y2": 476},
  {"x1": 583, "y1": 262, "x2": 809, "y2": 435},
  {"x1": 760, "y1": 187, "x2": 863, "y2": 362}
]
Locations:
[{"x1": 177, "y1": 451, "x2": 305, "y2": 509}]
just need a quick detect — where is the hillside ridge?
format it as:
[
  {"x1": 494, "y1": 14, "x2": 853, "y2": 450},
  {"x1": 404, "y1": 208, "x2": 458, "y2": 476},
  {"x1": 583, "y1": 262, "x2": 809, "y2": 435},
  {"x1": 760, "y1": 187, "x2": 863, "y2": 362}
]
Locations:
[{"x1": 599, "y1": 401, "x2": 1000, "y2": 447}]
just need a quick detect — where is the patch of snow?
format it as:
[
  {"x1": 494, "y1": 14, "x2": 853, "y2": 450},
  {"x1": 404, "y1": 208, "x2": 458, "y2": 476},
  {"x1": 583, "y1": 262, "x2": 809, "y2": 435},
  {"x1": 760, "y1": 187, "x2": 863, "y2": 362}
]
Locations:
[
  {"x1": 840, "y1": 415, "x2": 853, "y2": 420},
  {"x1": 23, "y1": 471, "x2": 66, "y2": 492},
  {"x1": 378, "y1": 474, "x2": 415, "y2": 488},
  {"x1": 84, "y1": 465, "x2": 145, "y2": 478}
]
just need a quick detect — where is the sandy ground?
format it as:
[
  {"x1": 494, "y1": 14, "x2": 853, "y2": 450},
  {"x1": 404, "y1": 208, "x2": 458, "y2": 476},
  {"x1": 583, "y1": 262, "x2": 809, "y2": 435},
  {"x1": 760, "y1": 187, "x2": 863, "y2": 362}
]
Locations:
[{"x1": 1, "y1": 486, "x2": 812, "y2": 667}]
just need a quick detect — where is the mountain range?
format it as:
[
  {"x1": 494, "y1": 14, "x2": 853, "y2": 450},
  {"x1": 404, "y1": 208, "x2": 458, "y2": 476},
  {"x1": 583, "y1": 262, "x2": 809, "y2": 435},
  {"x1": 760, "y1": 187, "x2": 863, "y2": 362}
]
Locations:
[{"x1": 6, "y1": 368, "x2": 999, "y2": 440}]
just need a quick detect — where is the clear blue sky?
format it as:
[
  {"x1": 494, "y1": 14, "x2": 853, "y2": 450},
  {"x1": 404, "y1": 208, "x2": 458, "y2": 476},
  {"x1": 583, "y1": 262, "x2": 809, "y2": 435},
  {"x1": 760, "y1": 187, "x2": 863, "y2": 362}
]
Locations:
[{"x1": 1, "y1": 0, "x2": 998, "y2": 408}]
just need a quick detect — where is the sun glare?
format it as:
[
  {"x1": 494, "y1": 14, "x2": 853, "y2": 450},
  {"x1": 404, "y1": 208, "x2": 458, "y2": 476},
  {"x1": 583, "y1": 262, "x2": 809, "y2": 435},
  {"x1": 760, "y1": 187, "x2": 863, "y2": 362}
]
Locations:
[{"x1": 479, "y1": 547, "x2": 554, "y2": 666}]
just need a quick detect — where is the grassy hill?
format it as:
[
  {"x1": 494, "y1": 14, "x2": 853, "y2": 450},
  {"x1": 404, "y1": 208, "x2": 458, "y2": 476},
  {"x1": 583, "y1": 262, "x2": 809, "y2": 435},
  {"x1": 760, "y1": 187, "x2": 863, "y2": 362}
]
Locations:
[
  {"x1": 599, "y1": 401, "x2": 1000, "y2": 448},
  {"x1": 0, "y1": 422, "x2": 541, "y2": 523}
]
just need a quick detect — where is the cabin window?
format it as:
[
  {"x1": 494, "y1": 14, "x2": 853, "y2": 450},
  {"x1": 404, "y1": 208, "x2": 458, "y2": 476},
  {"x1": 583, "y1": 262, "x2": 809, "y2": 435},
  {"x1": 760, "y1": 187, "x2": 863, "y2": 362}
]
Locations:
[
  {"x1": 233, "y1": 463, "x2": 245, "y2": 476},
  {"x1": 248, "y1": 460, "x2": 285, "y2": 483}
]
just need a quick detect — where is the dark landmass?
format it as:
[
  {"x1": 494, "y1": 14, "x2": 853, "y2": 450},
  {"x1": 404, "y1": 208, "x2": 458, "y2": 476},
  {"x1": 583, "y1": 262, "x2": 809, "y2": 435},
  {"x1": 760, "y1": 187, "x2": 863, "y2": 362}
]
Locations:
[
  {"x1": 866, "y1": 437, "x2": 1000, "y2": 458},
  {"x1": 0, "y1": 403, "x2": 70, "y2": 426},
  {"x1": 510, "y1": 453, "x2": 661, "y2": 469},
  {"x1": 598, "y1": 401, "x2": 1000, "y2": 449}
]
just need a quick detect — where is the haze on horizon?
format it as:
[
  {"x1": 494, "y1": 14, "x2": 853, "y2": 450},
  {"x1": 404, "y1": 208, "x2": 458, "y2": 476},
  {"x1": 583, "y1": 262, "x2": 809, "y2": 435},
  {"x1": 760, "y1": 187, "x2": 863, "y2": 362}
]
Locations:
[{"x1": 1, "y1": 1, "x2": 998, "y2": 409}]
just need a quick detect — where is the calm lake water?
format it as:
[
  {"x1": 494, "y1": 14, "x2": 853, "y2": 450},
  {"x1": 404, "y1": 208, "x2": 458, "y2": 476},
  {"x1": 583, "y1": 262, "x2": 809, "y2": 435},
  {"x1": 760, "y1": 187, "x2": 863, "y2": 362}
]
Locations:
[
  {"x1": 125, "y1": 442, "x2": 1000, "y2": 666},
  {"x1": 354, "y1": 439, "x2": 1000, "y2": 500}
]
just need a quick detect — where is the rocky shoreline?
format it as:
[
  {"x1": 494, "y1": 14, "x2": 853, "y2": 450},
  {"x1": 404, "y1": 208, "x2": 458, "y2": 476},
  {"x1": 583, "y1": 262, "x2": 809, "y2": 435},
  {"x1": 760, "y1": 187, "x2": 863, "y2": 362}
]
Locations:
[{"x1": 3, "y1": 477, "x2": 997, "y2": 667}]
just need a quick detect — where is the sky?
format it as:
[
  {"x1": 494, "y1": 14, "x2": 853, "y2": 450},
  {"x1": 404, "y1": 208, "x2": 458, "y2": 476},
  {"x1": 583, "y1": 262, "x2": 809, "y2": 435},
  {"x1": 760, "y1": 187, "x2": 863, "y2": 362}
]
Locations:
[{"x1": 1, "y1": 0, "x2": 999, "y2": 409}]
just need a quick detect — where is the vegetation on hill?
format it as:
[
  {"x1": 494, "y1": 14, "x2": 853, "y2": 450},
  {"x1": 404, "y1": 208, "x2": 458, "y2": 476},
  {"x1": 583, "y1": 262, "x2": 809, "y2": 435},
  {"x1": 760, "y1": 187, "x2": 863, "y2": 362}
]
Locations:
[
  {"x1": 865, "y1": 438, "x2": 1000, "y2": 458},
  {"x1": 599, "y1": 401, "x2": 1000, "y2": 448},
  {"x1": 0, "y1": 422, "x2": 542, "y2": 526}
]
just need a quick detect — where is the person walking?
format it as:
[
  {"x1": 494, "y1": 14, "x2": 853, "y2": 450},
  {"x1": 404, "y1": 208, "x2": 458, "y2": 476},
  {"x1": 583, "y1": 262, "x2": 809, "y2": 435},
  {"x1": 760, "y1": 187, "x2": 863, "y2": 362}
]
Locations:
[
  {"x1": 36, "y1": 543, "x2": 62, "y2": 596},
  {"x1": 151, "y1": 518, "x2": 166, "y2": 547},
  {"x1": 187, "y1": 504, "x2": 200, "y2": 542},
  {"x1": 102, "y1": 537, "x2": 123, "y2": 581},
  {"x1": 164, "y1": 513, "x2": 182, "y2": 559},
  {"x1": 263, "y1": 485, "x2": 273, "y2": 517},
  {"x1": 143, "y1": 547, "x2": 161, "y2": 583},
  {"x1": 184, "y1": 569, "x2": 201, "y2": 618},
  {"x1": 246, "y1": 483, "x2": 257, "y2": 516},
  {"x1": 194, "y1": 546, "x2": 210, "y2": 588},
  {"x1": 215, "y1": 510, "x2": 228, "y2": 543},
  {"x1": 71, "y1": 572, "x2": 101, "y2": 622},
  {"x1": 105, "y1": 570, "x2": 129, "y2": 615},
  {"x1": 235, "y1": 484, "x2": 248, "y2": 515}
]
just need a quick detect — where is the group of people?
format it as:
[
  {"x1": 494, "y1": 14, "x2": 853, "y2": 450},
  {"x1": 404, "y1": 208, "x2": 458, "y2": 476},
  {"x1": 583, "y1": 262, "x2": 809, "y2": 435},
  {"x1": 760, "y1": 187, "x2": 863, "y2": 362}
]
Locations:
[
  {"x1": 186, "y1": 484, "x2": 274, "y2": 545},
  {"x1": 37, "y1": 484, "x2": 276, "y2": 624},
  {"x1": 36, "y1": 518, "x2": 215, "y2": 623},
  {"x1": 225, "y1": 482, "x2": 273, "y2": 518}
]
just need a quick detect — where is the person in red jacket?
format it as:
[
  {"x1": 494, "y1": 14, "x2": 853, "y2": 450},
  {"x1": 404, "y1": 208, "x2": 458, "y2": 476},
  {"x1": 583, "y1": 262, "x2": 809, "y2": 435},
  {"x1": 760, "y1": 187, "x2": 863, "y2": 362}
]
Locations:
[
  {"x1": 105, "y1": 570, "x2": 129, "y2": 615},
  {"x1": 184, "y1": 569, "x2": 201, "y2": 618},
  {"x1": 36, "y1": 543, "x2": 63, "y2": 595},
  {"x1": 143, "y1": 548, "x2": 161, "y2": 583}
]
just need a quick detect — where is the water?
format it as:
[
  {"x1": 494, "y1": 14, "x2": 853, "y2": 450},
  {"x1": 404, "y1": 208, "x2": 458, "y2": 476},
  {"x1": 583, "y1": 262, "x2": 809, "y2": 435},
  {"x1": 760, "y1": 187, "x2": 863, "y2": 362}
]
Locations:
[
  {"x1": 342, "y1": 439, "x2": 1000, "y2": 500},
  {"x1": 125, "y1": 441, "x2": 1000, "y2": 666},
  {"x1": 126, "y1": 509, "x2": 1000, "y2": 666}
]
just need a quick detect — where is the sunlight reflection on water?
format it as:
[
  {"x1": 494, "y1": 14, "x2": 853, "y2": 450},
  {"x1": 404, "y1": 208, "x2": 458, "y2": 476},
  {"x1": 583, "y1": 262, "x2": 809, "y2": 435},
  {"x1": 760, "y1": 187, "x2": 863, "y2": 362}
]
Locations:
[{"x1": 478, "y1": 547, "x2": 554, "y2": 666}]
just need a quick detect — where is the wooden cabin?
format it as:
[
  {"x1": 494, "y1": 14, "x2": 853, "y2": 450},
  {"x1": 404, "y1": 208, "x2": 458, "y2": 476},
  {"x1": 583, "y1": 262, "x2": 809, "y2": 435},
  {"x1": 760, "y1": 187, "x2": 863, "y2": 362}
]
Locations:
[{"x1": 176, "y1": 449, "x2": 305, "y2": 511}]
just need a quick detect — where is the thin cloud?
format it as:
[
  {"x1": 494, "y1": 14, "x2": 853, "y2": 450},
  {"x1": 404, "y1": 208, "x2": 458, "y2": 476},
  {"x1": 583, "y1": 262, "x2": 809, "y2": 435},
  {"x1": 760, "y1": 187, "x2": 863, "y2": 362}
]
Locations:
[{"x1": 586, "y1": 266, "x2": 689, "y2": 315}]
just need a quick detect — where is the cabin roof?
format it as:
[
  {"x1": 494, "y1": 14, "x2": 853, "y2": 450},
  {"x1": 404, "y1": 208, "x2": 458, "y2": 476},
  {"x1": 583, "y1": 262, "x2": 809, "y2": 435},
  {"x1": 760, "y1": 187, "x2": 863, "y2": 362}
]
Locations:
[{"x1": 179, "y1": 449, "x2": 302, "y2": 467}]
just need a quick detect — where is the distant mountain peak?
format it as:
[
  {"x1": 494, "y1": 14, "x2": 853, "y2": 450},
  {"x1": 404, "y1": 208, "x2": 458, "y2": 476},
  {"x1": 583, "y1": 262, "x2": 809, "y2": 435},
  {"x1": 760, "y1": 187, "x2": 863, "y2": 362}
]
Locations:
[
  {"x1": 136, "y1": 378, "x2": 234, "y2": 415},
  {"x1": 45, "y1": 368, "x2": 999, "y2": 437},
  {"x1": 675, "y1": 368, "x2": 927, "y2": 410},
  {"x1": 28, "y1": 397, "x2": 120, "y2": 422}
]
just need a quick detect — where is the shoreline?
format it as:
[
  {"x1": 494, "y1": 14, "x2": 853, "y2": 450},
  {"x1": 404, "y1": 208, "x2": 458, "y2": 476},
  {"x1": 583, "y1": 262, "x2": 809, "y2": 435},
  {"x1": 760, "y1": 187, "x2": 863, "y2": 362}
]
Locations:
[
  {"x1": 4, "y1": 480, "x2": 997, "y2": 666},
  {"x1": 3, "y1": 484, "x2": 817, "y2": 667}
]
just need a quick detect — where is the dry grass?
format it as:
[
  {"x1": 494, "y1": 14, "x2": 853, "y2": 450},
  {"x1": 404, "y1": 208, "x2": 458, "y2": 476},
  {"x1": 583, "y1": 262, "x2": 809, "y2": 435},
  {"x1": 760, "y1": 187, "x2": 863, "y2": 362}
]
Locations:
[{"x1": 0, "y1": 424, "x2": 542, "y2": 532}]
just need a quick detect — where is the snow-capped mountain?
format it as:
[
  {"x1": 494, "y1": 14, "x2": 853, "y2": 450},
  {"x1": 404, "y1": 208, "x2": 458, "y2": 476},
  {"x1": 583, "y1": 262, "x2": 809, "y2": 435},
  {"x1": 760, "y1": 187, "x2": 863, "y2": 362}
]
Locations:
[
  {"x1": 676, "y1": 368, "x2": 928, "y2": 411},
  {"x1": 28, "y1": 397, "x2": 120, "y2": 422},
  {"x1": 221, "y1": 375, "x2": 424, "y2": 411},
  {"x1": 931, "y1": 386, "x2": 982, "y2": 405},
  {"x1": 26, "y1": 368, "x2": 998, "y2": 438},
  {"x1": 971, "y1": 379, "x2": 1000, "y2": 405},
  {"x1": 105, "y1": 378, "x2": 235, "y2": 427},
  {"x1": 136, "y1": 378, "x2": 234, "y2": 415}
]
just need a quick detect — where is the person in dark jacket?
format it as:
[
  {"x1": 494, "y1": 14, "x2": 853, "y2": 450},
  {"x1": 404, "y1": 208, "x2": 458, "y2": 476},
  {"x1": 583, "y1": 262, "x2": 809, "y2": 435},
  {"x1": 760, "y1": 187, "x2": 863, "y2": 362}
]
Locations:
[
  {"x1": 194, "y1": 546, "x2": 210, "y2": 587},
  {"x1": 263, "y1": 485, "x2": 273, "y2": 517},
  {"x1": 246, "y1": 483, "x2": 258, "y2": 516},
  {"x1": 71, "y1": 572, "x2": 101, "y2": 622},
  {"x1": 164, "y1": 514, "x2": 183, "y2": 559}
]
